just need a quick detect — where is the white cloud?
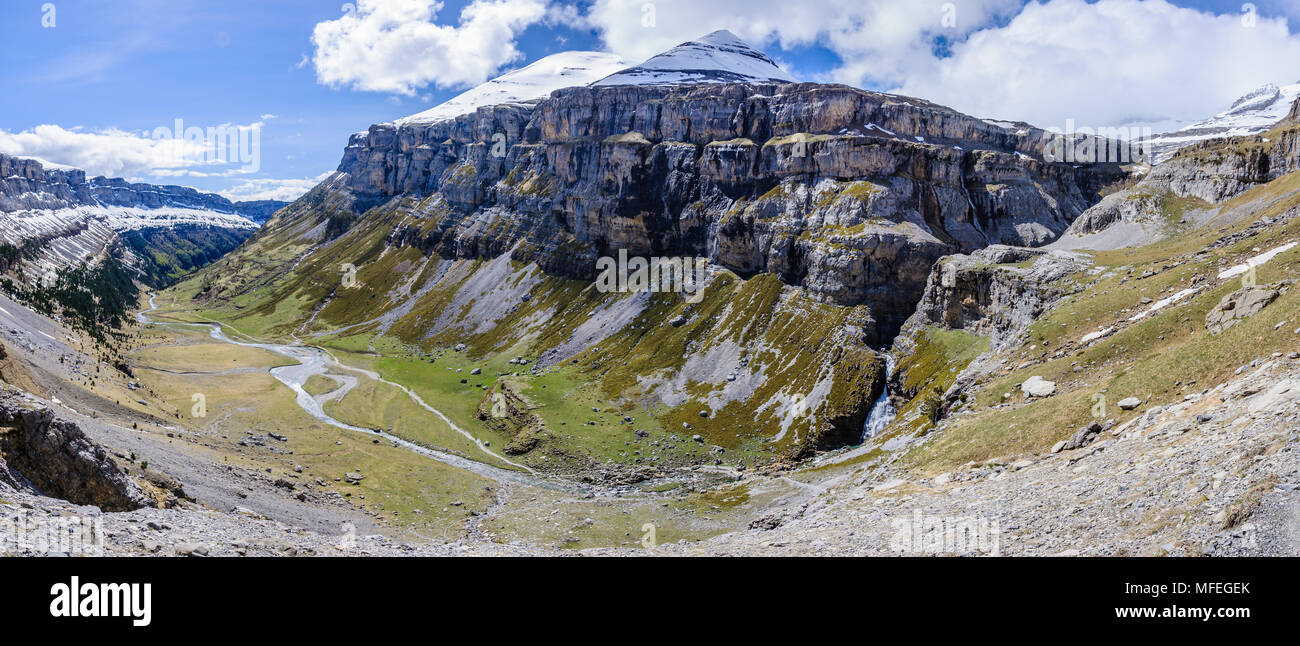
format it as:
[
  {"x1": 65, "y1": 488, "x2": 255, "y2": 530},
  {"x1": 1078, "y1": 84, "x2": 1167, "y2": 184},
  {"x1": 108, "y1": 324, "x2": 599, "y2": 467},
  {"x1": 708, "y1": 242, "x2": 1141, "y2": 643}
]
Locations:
[
  {"x1": 585, "y1": 0, "x2": 1018, "y2": 77},
  {"x1": 0, "y1": 121, "x2": 328, "y2": 204},
  {"x1": 896, "y1": 0, "x2": 1300, "y2": 128},
  {"x1": 583, "y1": 0, "x2": 1300, "y2": 129},
  {"x1": 0, "y1": 118, "x2": 271, "y2": 179},
  {"x1": 217, "y1": 172, "x2": 335, "y2": 202},
  {"x1": 0, "y1": 124, "x2": 208, "y2": 178},
  {"x1": 310, "y1": 0, "x2": 550, "y2": 95}
]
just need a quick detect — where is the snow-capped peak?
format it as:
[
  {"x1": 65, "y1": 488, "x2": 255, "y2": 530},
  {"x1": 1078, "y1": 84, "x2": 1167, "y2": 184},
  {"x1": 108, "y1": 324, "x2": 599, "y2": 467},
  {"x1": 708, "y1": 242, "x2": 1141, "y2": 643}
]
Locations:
[
  {"x1": 1223, "y1": 83, "x2": 1282, "y2": 116},
  {"x1": 591, "y1": 29, "x2": 797, "y2": 87},
  {"x1": 393, "y1": 51, "x2": 629, "y2": 126},
  {"x1": 1144, "y1": 81, "x2": 1300, "y2": 163}
]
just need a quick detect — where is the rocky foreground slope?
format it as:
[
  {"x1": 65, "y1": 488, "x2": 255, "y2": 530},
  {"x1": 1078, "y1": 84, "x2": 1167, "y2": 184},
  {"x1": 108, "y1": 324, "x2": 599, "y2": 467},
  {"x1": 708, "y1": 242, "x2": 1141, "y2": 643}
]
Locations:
[
  {"x1": 591, "y1": 356, "x2": 1300, "y2": 556},
  {"x1": 0, "y1": 388, "x2": 151, "y2": 511}
]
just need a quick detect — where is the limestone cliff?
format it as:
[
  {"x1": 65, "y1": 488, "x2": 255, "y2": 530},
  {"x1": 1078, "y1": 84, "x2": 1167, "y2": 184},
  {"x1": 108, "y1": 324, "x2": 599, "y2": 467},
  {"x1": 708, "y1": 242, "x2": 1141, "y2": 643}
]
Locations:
[
  {"x1": 330, "y1": 83, "x2": 1124, "y2": 342},
  {"x1": 0, "y1": 153, "x2": 253, "y2": 214}
]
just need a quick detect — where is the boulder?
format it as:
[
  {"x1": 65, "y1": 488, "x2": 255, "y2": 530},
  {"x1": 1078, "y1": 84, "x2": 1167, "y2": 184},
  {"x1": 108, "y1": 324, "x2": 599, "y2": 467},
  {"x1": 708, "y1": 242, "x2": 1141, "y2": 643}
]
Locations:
[
  {"x1": 1021, "y1": 376, "x2": 1057, "y2": 398},
  {"x1": 0, "y1": 390, "x2": 152, "y2": 511},
  {"x1": 1205, "y1": 284, "x2": 1283, "y2": 335}
]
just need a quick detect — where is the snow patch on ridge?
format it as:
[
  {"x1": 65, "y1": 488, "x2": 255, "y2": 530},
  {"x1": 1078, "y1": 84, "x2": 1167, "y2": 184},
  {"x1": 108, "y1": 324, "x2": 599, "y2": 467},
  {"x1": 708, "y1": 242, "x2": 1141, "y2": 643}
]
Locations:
[
  {"x1": 0, "y1": 206, "x2": 257, "y2": 245},
  {"x1": 1145, "y1": 82, "x2": 1300, "y2": 163},
  {"x1": 393, "y1": 51, "x2": 629, "y2": 126},
  {"x1": 592, "y1": 30, "x2": 796, "y2": 87}
]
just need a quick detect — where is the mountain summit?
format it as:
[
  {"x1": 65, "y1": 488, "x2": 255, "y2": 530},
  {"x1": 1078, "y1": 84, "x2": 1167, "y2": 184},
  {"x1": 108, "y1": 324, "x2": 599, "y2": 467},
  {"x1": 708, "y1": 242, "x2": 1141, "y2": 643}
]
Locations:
[
  {"x1": 592, "y1": 29, "x2": 797, "y2": 86},
  {"x1": 394, "y1": 31, "x2": 795, "y2": 125},
  {"x1": 1145, "y1": 81, "x2": 1300, "y2": 162},
  {"x1": 394, "y1": 51, "x2": 630, "y2": 125}
]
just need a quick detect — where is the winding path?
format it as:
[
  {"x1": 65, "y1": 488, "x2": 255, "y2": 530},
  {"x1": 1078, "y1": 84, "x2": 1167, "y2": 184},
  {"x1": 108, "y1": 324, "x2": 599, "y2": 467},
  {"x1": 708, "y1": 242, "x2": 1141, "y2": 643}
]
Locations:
[{"x1": 136, "y1": 295, "x2": 573, "y2": 491}]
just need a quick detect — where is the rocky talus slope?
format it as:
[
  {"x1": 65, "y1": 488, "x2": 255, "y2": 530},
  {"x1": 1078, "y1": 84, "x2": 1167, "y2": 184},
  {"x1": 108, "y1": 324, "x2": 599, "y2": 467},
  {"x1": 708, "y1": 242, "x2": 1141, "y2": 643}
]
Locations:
[{"x1": 588, "y1": 356, "x2": 1300, "y2": 556}]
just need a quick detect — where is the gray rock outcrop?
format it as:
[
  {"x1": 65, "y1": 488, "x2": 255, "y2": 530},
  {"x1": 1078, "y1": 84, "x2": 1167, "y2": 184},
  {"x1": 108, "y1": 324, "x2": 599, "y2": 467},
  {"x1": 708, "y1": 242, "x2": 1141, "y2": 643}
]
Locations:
[
  {"x1": 900, "y1": 245, "x2": 1092, "y2": 352},
  {"x1": 1022, "y1": 376, "x2": 1057, "y2": 398},
  {"x1": 1205, "y1": 283, "x2": 1286, "y2": 335},
  {"x1": 329, "y1": 83, "x2": 1124, "y2": 342},
  {"x1": 0, "y1": 389, "x2": 151, "y2": 511}
]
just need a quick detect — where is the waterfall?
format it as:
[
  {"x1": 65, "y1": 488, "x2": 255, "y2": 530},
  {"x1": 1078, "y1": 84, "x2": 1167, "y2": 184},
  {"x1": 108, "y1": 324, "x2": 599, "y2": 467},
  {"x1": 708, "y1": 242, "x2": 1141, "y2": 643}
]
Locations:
[{"x1": 861, "y1": 353, "x2": 896, "y2": 441}]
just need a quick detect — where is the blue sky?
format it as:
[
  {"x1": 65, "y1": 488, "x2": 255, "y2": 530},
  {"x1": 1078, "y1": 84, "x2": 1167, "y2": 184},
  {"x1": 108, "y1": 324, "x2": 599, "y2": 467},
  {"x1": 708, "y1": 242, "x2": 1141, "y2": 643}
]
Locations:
[{"x1": 2, "y1": 0, "x2": 1298, "y2": 201}]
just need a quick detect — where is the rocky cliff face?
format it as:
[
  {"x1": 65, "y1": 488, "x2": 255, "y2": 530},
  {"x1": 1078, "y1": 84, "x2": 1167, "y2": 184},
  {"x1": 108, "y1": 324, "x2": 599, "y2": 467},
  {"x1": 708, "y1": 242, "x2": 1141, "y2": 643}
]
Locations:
[
  {"x1": 1068, "y1": 106, "x2": 1300, "y2": 238},
  {"x1": 332, "y1": 83, "x2": 1124, "y2": 342},
  {"x1": 229, "y1": 200, "x2": 289, "y2": 224},
  {"x1": 0, "y1": 153, "x2": 259, "y2": 283},
  {"x1": 0, "y1": 153, "x2": 249, "y2": 214},
  {"x1": 901, "y1": 245, "x2": 1092, "y2": 353},
  {"x1": 0, "y1": 389, "x2": 151, "y2": 511}
]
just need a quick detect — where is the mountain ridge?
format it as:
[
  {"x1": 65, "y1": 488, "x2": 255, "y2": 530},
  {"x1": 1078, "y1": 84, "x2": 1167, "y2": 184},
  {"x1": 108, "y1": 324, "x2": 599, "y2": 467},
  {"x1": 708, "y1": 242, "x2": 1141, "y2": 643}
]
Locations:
[
  {"x1": 591, "y1": 29, "x2": 797, "y2": 87},
  {"x1": 0, "y1": 153, "x2": 268, "y2": 297},
  {"x1": 1145, "y1": 81, "x2": 1300, "y2": 162},
  {"x1": 393, "y1": 50, "x2": 630, "y2": 126}
]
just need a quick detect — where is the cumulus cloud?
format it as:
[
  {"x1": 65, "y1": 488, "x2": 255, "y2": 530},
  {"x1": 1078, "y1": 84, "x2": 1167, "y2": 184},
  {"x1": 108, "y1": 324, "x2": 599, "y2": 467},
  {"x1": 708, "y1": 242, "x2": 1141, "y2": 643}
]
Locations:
[
  {"x1": 585, "y1": 0, "x2": 1019, "y2": 81},
  {"x1": 0, "y1": 118, "x2": 272, "y2": 179},
  {"x1": 0, "y1": 124, "x2": 208, "y2": 178},
  {"x1": 217, "y1": 172, "x2": 335, "y2": 202},
  {"x1": 583, "y1": 0, "x2": 1300, "y2": 129},
  {"x1": 897, "y1": 0, "x2": 1300, "y2": 128},
  {"x1": 310, "y1": 0, "x2": 550, "y2": 95}
]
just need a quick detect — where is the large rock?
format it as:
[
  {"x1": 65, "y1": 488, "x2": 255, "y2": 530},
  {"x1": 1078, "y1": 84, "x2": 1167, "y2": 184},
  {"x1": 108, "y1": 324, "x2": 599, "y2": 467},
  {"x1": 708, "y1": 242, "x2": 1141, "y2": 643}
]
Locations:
[
  {"x1": 0, "y1": 389, "x2": 151, "y2": 511},
  {"x1": 1117, "y1": 397, "x2": 1142, "y2": 410},
  {"x1": 901, "y1": 245, "x2": 1092, "y2": 352},
  {"x1": 1057, "y1": 421, "x2": 1104, "y2": 452},
  {"x1": 1205, "y1": 284, "x2": 1285, "y2": 335},
  {"x1": 1022, "y1": 376, "x2": 1057, "y2": 398}
]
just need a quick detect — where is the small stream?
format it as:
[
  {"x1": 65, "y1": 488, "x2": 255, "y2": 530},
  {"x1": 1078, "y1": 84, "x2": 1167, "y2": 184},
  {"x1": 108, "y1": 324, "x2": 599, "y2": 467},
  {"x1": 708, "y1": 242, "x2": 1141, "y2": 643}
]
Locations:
[{"x1": 137, "y1": 296, "x2": 574, "y2": 491}]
